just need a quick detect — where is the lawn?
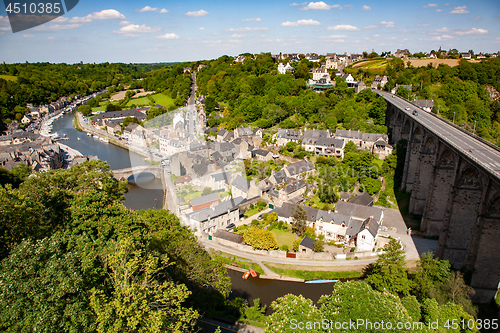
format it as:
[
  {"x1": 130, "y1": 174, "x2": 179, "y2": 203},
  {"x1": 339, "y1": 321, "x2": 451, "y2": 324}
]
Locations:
[
  {"x1": 214, "y1": 252, "x2": 265, "y2": 275},
  {"x1": 244, "y1": 205, "x2": 265, "y2": 218},
  {"x1": 126, "y1": 93, "x2": 174, "y2": 109},
  {"x1": 263, "y1": 262, "x2": 362, "y2": 280},
  {"x1": 0, "y1": 74, "x2": 17, "y2": 82},
  {"x1": 271, "y1": 229, "x2": 296, "y2": 248}
]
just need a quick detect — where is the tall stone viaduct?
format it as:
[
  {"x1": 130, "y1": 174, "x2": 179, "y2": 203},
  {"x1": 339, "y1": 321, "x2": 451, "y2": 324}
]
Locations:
[{"x1": 380, "y1": 90, "x2": 500, "y2": 303}]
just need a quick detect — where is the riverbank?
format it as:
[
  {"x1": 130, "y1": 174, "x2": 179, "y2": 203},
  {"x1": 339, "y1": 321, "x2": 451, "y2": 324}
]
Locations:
[{"x1": 73, "y1": 111, "x2": 160, "y2": 162}]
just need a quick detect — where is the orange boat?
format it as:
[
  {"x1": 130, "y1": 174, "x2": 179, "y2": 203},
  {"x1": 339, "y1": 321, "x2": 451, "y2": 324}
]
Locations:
[
  {"x1": 242, "y1": 271, "x2": 251, "y2": 279},
  {"x1": 249, "y1": 269, "x2": 257, "y2": 277}
]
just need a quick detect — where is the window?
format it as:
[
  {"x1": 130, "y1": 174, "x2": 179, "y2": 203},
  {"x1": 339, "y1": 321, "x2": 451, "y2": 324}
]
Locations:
[{"x1": 361, "y1": 235, "x2": 365, "y2": 239}]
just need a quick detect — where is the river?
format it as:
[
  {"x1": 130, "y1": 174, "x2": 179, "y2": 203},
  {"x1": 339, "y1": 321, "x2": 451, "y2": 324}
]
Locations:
[
  {"x1": 50, "y1": 110, "x2": 164, "y2": 210},
  {"x1": 51, "y1": 110, "x2": 337, "y2": 312}
]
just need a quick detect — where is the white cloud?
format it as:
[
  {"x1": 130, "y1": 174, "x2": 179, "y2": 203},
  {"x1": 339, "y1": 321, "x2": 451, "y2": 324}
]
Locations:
[
  {"x1": 70, "y1": 9, "x2": 125, "y2": 23},
  {"x1": 186, "y1": 9, "x2": 208, "y2": 17},
  {"x1": 373, "y1": 34, "x2": 381, "y2": 37},
  {"x1": 436, "y1": 9, "x2": 443, "y2": 12},
  {"x1": 327, "y1": 24, "x2": 359, "y2": 31},
  {"x1": 328, "y1": 34, "x2": 347, "y2": 38},
  {"x1": 242, "y1": 18, "x2": 262, "y2": 22},
  {"x1": 120, "y1": 21, "x2": 131, "y2": 25},
  {"x1": 52, "y1": 17, "x2": 68, "y2": 23},
  {"x1": 417, "y1": 24, "x2": 430, "y2": 27},
  {"x1": 424, "y1": 3, "x2": 438, "y2": 8},
  {"x1": 229, "y1": 27, "x2": 268, "y2": 32},
  {"x1": 435, "y1": 27, "x2": 452, "y2": 33},
  {"x1": 47, "y1": 36, "x2": 56, "y2": 40},
  {"x1": 455, "y1": 28, "x2": 488, "y2": 35},
  {"x1": 380, "y1": 21, "x2": 395, "y2": 28},
  {"x1": 157, "y1": 33, "x2": 179, "y2": 39},
  {"x1": 471, "y1": 16, "x2": 481, "y2": 21},
  {"x1": 430, "y1": 34, "x2": 454, "y2": 41},
  {"x1": 23, "y1": 33, "x2": 34, "y2": 38},
  {"x1": 450, "y1": 6, "x2": 469, "y2": 14},
  {"x1": 364, "y1": 24, "x2": 378, "y2": 29},
  {"x1": 137, "y1": 6, "x2": 157, "y2": 12},
  {"x1": 282, "y1": 19, "x2": 321, "y2": 26},
  {"x1": 137, "y1": 6, "x2": 168, "y2": 13},
  {"x1": 343, "y1": 4, "x2": 353, "y2": 10},
  {"x1": 115, "y1": 24, "x2": 160, "y2": 36},
  {"x1": 362, "y1": 5, "x2": 372, "y2": 11},
  {"x1": 290, "y1": 2, "x2": 307, "y2": 6},
  {"x1": 198, "y1": 27, "x2": 205, "y2": 30},
  {"x1": 231, "y1": 33, "x2": 245, "y2": 38},
  {"x1": 301, "y1": 1, "x2": 332, "y2": 10}
]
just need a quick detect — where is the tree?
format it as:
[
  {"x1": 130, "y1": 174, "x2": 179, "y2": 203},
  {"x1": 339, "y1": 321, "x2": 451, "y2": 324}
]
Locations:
[
  {"x1": 319, "y1": 281, "x2": 413, "y2": 332},
  {"x1": 0, "y1": 235, "x2": 96, "y2": 333},
  {"x1": 360, "y1": 177, "x2": 382, "y2": 195},
  {"x1": 78, "y1": 104, "x2": 92, "y2": 116},
  {"x1": 243, "y1": 226, "x2": 279, "y2": 250},
  {"x1": 266, "y1": 294, "x2": 322, "y2": 333},
  {"x1": 89, "y1": 238, "x2": 198, "y2": 333},
  {"x1": 291, "y1": 206, "x2": 307, "y2": 236},
  {"x1": 366, "y1": 238, "x2": 412, "y2": 296}
]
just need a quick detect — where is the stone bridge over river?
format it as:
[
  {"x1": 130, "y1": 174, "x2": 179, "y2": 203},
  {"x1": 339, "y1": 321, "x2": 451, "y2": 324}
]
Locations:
[
  {"x1": 112, "y1": 165, "x2": 162, "y2": 181},
  {"x1": 378, "y1": 90, "x2": 500, "y2": 303}
]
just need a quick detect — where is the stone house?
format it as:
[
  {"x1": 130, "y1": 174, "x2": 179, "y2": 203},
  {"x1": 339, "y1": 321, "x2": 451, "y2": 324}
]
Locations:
[
  {"x1": 186, "y1": 197, "x2": 244, "y2": 235},
  {"x1": 252, "y1": 148, "x2": 273, "y2": 162},
  {"x1": 298, "y1": 236, "x2": 316, "y2": 255},
  {"x1": 274, "y1": 129, "x2": 302, "y2": 147},
  {"x1": 188, "y1": 192, "x2": 221, "y2": 212},
  {"x1": 284, "y1": 160, "x2": 315, "y2": 179}
]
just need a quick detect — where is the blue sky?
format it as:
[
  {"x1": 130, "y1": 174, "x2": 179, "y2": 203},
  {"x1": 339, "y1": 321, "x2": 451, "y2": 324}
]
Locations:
[{"x1": 0, "y1": 0, "x2": 499, "y2": 63}]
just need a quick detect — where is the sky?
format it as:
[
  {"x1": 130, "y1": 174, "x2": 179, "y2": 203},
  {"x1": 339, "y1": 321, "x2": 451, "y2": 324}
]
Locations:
[{"x1": 0, "y1": 0, "x2": 499, "y2": 63}]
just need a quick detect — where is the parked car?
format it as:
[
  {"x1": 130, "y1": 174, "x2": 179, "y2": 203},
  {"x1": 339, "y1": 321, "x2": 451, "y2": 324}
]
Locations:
[{"x1": 225, "y1": 223, "x2": 236, "y2": 231}]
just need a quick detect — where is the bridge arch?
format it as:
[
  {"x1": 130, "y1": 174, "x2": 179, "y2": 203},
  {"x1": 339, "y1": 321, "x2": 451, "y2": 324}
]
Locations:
[
  {"x1": 459, "y1": 167, "x2": 482, "y2": 189},
  {"x1": 438, "y1": 149, "x2": 455, "y2": 168},
  {"x1": 412, "y1": 126, "x2": 423, "y2": 143},
  {"x1": 423, "y1": 136, "x2": 436, "y2": 154},
  {"x1": 402, "y1": 119, "x2": 411, "y2": 134}
]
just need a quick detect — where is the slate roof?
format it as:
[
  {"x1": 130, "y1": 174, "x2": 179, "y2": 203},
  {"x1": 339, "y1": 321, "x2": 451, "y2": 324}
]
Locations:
[
  {"x1": 349, "y1": 192, "x2": 374, "y2": 207},
  {"x1": 232, "y1": 175, "x2": 250, "y2": 192},
  {"x1": 413, "y1": 100, "x2": 434, "y2": 109},
  {"x1": 335, "y1": 201, "x2": 383, "y2": 223},
  {"x1": 193, "y1": 161, "x2": 210, "y2": 177},
  {"x1": 213, "y1": 229, "x2": 244, "y2": 243},
  {"x1": 211, "y1": 171, "x2": 231, "y2": 182},
  {"x1": 277, "y1": 129, "x2": 301, "y2": 140},
  {"x1": 93, "y1": 109, "x2": 146, "y2": 122},
  {"x1": 335, "y1": 129, "x2": 362, "y2": 139},
  {"x1": 218, "y1": 128, "x2": 227, "y2": 137},
  {"x1": 285, "y1": 160, "x2": 314, "y2": 176},
  {"x1": 315, "y1": 137, "x2": 345, "y2": 149},
  {"x1": 252, "y1": 149, "x2": 272, "y2": 157},
  {"x1": 303, "y1": 129, "x2": 330, "y2": 139},
  {"x1": 346, "y1": 219, "x2": 363, "y2": 236},
  {"x1": 188, "y1": 196, "x2": 244, "y2": 223},
  {"x1": 283, "y1": 180, "x2": 307, "y2": 194},
  {"x1": 236, "y1": 127, "x2": 253, "y2": 137},
  {"x1": 189, "y1": 192, "x2": 220, "y2": 207},
  {"x1": 299, "y1": 235, "x2": 316, "y2": 250},
  {"x1": 359, "y1": 216, "x2": 379, "y2": 238},
  {"x1": 272, "y1": 169, "x2": 289, "y2": 184}
]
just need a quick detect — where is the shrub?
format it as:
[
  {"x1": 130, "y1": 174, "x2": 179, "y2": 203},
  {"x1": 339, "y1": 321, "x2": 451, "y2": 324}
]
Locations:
[{"x1": 243, "y1": 227, "x2": 279, "y2": 250}]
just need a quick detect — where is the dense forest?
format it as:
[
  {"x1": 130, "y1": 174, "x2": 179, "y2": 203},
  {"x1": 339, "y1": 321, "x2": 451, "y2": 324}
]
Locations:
[{"x1": 197, "y1": 54, "x2": 387, "y2": 134}]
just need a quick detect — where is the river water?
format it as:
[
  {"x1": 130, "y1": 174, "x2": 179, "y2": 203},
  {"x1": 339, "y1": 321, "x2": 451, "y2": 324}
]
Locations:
[
  {"x1": 51, "y1": 110, "x2": 337, "y2": 311},
  {"x1": 50, "y1": 110, "x2": 164, "y2": 210}
]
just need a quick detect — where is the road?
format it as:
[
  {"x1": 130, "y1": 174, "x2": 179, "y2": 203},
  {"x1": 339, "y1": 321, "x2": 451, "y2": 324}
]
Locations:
[{"x1": 376, "y1": 90, "x2": 500, "y2": 180}]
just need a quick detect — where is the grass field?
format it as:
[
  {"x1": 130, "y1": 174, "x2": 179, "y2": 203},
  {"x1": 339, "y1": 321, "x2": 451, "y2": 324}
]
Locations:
[
  {"x1": 0, "y1": 74, "x2": 17, "y2": 82},
  {"x1": 126, "y1": 93, "x2": 174, "y2": 109},
  {"x1": 263, "y1": 262, "x2": 362, "y2": 280},
  {"x1": 214, "y1": 252, "x2": 265, "y2": 275},
  {"x1": 271, "y1": 229, "x2": 296, "y2": 248},
  {"x1": 352, "y1": 59, "x2": 388, "y2": 70}
]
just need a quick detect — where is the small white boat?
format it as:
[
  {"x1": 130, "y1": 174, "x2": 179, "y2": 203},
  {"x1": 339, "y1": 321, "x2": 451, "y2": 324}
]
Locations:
[
  {"x1": 87, "y1": 132, "x2": 92, "y2": 136},
  {"x1": 77, "y1": 137, "x2": 81, "y2": 141}
]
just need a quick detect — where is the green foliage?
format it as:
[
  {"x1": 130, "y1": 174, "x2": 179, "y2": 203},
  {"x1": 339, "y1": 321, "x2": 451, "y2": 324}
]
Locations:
[
  {"x1": 401, "y1": 295, "x2": 421, "y2": 321},
  {"x1": 79, "y1": 104, "x2": 93, "y2": 116},
  {"x1": 122, "y1": 116, "x2": 140, "y2": 130},
  {"x1": 421, "y1": 298, "x2": 477, "y2": 332},
  {"x1": 89, "y1": 238, "x2": 198, "y2": 333},
  {"x1": 360, "y1": 177, "x2": 382, "y2": 195},
  {"x1": 266, "y1": 294, "x2": 322, "y2": 333},
  {"x1": 366, "y1": 239, "x2": 412, "y2": 296},
  {"x1": 0, "y1": 234, "x2": 95, "y2": 333},
  {"x1": 243, "y1": 226, "x2": 279, "y2": 250},
  {"x1": 0, "y1": 164, "x2": 31, "y2": 188},
  {"x1": 291, "y1": 206, "x2": 307, "y2": 236}
]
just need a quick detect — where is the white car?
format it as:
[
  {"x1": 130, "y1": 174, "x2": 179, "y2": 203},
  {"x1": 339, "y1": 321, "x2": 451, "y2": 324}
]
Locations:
[{"x1": 405, "y1": 107, "x2": 410, "y2": 111}]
